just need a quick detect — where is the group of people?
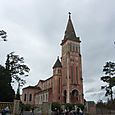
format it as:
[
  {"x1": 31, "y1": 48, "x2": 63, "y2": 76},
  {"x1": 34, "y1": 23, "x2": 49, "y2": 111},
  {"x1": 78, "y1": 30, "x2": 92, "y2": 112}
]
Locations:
[
  {"x1": 73, "y1": 107, "x2": 83, "y2": 115},
  {"x1": 1, "y1": 106, "x2": 24, "y2": 115},
  {"x1": 56, "y1": 107, "x2": 84, "y2": 115},
  {"x1": 1, "y1": 106, "x2": 10, "y2": 115}
]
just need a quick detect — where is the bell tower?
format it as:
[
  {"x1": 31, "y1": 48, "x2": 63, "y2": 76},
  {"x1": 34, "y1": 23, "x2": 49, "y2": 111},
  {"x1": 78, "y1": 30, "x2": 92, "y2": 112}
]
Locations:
[{"x1": 61, "y1": 13, "x2": 84, "y2": 104}]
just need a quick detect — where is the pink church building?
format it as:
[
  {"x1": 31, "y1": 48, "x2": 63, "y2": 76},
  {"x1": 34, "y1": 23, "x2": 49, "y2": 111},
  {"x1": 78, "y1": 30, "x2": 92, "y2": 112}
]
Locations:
[{"x1": 22, "y1": 13, "x2": 84, "y2": 105}]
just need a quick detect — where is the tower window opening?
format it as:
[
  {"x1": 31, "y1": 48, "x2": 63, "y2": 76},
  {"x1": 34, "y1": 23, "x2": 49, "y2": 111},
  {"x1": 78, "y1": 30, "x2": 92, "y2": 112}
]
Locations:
[
  {"x1": 76, "y1": 66, "x2": 78, "y2": 84},
  {"x1": 76, "y1": 46, "x2": 78, "y2": 52},
  {"x1": 59, "y1": 78, "x2": 61, "y2": 94},
  {"x1": 58, "y1": 69, "x2": 61, "y2": 74}
]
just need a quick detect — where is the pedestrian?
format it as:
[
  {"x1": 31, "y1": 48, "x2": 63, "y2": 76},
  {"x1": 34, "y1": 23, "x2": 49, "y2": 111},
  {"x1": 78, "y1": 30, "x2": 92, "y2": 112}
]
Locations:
[
  {"x1": 56, "y1": 109, "x2": 59, "y2": 115},
  {"x1": 64, "y1": 108, "x2": 67, "y2": 115},
  {"x1": 73, "y1": 110, "x2": 76, "y2": 115},
  {"x1": 76, "y1": 107, "x2": 80, "y2": 115},
  {"x1": 2, "y1": 106, "x2": 9, "y2": 115},
  {"x1": 79, "y1": 108, "x2": 83, "y2": 115},
  {"x1": 31, "y1": 107, "x2": 34, "y2": 115},
  {"x1": 20, "y1": 107, "x2": 24, "y2": 115}
]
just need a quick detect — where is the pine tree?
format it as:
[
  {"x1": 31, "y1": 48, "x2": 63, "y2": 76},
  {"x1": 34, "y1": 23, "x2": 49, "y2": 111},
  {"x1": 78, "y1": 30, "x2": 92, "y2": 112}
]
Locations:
[
  {"x1": 0, "y1": 65, "x2": 15, "y2": 102},
  {"x1": 5, "y1": 52, "x2": 30, "y2": 100},
  {"x1": 0, "y1": 30, "x2": 7, "y2": 41},
  {"x1": 101, "y1": 61, "x2": 115, "y2": 100}
]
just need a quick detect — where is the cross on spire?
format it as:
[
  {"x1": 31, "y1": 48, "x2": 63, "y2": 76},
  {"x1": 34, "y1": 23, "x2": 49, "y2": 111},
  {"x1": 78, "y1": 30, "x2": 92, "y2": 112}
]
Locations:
[{"x1": 68, "y1": 12, "x2": 71, "y2": 18}]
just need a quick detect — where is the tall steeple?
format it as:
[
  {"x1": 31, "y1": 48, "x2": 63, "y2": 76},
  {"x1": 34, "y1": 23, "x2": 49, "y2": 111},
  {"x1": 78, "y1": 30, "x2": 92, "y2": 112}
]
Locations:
[
  {"x1": 61, "y1": 12, "x2": 80, "y2": 45},
  {"x1": 61, "y1": 13, "x2": 84, "y2": 104}
]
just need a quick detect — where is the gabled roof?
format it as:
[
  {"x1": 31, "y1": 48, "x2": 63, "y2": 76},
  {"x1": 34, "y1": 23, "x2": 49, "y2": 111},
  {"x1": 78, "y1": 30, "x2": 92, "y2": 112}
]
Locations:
[
  {"x1": 61, "y1": 13, "x2": 80, "y2": 45},
  {"x1": 23, "y1": 86, "x2": 41, "y2": 90},
  {"x1": 37, "y1": 76, "x2": 53, "y2": 86},
  {"x1": 53, "y1": 57, "x2": 62, "y2": 69},
  {"x1": 35, "y1": 88, "x2": 52, "y2": 95}
]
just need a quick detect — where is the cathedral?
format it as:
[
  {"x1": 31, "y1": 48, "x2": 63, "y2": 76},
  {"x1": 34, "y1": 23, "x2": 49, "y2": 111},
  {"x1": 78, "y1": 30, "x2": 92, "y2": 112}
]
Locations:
[{"x1": 22, "y1": 13, "x2": 84, "y2": 105}]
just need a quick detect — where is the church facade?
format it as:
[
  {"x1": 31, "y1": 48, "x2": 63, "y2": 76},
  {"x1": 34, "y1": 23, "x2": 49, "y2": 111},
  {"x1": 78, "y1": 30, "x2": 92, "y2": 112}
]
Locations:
[{"x1": 22, "y1": 14, "x2": 84, "y2": 105}]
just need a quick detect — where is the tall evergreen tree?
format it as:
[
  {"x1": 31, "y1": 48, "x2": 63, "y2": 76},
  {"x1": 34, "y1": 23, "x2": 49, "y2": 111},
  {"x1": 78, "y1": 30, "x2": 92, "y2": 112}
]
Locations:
[
  {"x1": 101, "y1": 61, "x2": 115, "y2": 100},
  {"x1": 0, "y1": 30, "x2": 7, "y2": 41},
  {"x1": 0, "y1": 65, "x2": 15, "y2": 102},
  {"x1": 5, "y1": 52, "x2": 30, "y2": 100}
]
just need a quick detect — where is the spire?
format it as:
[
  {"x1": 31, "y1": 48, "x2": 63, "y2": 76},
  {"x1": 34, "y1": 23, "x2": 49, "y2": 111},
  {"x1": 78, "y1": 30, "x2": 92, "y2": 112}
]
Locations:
[
  {"x1": 53, "y1": 56, "x2": 62, "y2": 69},
  {"x1": 61, "y1": 13, "x2": 80, "y2": 45},
  {"x1": 65, "y1": 12, "x2": 76, "y2": 37}
]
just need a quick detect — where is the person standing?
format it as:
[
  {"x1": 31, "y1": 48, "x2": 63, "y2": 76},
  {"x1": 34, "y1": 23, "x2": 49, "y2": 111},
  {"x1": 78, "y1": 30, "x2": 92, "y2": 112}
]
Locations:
[
  {"x1": 31, "y1": 107, "x2": 34, "y2": 115},
  {"x1": 76, "y1": 107, "x2": 80, "y2": 115},
  {"x1": 20, "y1": 107, "x2": 24, "y2": 115}
]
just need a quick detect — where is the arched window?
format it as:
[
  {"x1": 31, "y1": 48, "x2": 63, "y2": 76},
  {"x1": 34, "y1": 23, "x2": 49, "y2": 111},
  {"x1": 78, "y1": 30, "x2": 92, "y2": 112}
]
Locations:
[
  {"x1": 63, "y1": 90, "x2": 67, "y2": 103},
  {"x1": 71, "y1": 66, "x2": 73, "y2": 84},
  {"x1": 46, "y1": 94, "x2": 48, "y2": 101},
  {"x1": 58, "y1": 78, "x2": 61, "y2": 94},
  {"x1": 24, "y1": 94, "x2": 26, "y2": 101},
  {"x1": 72, "y1": 90, "x2": 79, "y2": 97},
  {"x1": 29, "y1": 94, "x2": 32, "y2": 101}
]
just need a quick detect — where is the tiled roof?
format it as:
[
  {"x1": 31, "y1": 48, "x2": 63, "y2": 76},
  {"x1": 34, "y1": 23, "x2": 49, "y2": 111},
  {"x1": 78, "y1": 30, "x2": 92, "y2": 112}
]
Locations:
[
  {"x1": 23, "y1": 86, "x2": 41, "y2": 90},
  {"x1": 35, "y1": 88, "x2": 52, "y2": 94}
]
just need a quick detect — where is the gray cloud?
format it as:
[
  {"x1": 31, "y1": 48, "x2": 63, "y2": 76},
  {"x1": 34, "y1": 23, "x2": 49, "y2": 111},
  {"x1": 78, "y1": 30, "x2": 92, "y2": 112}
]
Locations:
[{"x1": 0, "y1": 0, "x2": 115, "y2": 102}]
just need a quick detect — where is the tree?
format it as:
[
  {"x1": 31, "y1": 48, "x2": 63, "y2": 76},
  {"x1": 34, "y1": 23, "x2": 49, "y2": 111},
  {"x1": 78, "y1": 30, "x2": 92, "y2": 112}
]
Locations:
[
  {"x1": 0, "y1": 65, "x2": 15, "y2": 102},
  {"x1": 0, "y1": 30, "x2": 7, "y2": 41},
  {"x1": 5, "y1": 52, "x2": 30, "y2": 99},
  {"x1": 101, "y1": 61, "x2": 115, "y2": 100}
]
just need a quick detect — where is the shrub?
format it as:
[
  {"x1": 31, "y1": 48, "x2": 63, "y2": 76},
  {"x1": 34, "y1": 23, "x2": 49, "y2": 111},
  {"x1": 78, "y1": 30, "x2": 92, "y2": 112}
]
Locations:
[
  {"x1": 23, "y1": 104, "x2": 31, "y2": 111},
  {"x1": 51, "y1": 102, "x2": 60, "y2": 111}
]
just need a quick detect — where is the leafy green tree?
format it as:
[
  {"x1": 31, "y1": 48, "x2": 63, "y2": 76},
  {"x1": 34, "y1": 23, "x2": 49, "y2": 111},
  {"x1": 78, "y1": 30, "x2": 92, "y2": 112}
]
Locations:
[
  {"x1": 0, "y1": 30, "x2": 7, "y2": 41},
  {"x1": 5, "y1": 52, "x2": 30, "y2": 100},
  {"x1": 101, "y1": 61, "x2": 115, "y2": 100},
  {"x1": 0, "y1": 65, "x2": 15, "y2": 102}
]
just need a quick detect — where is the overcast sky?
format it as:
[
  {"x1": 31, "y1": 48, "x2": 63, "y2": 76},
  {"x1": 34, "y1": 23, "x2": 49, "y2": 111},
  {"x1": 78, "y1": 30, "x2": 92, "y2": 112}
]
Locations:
[{"x1": 0, "y1": 0, "x2": 115, "y2": 103}]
